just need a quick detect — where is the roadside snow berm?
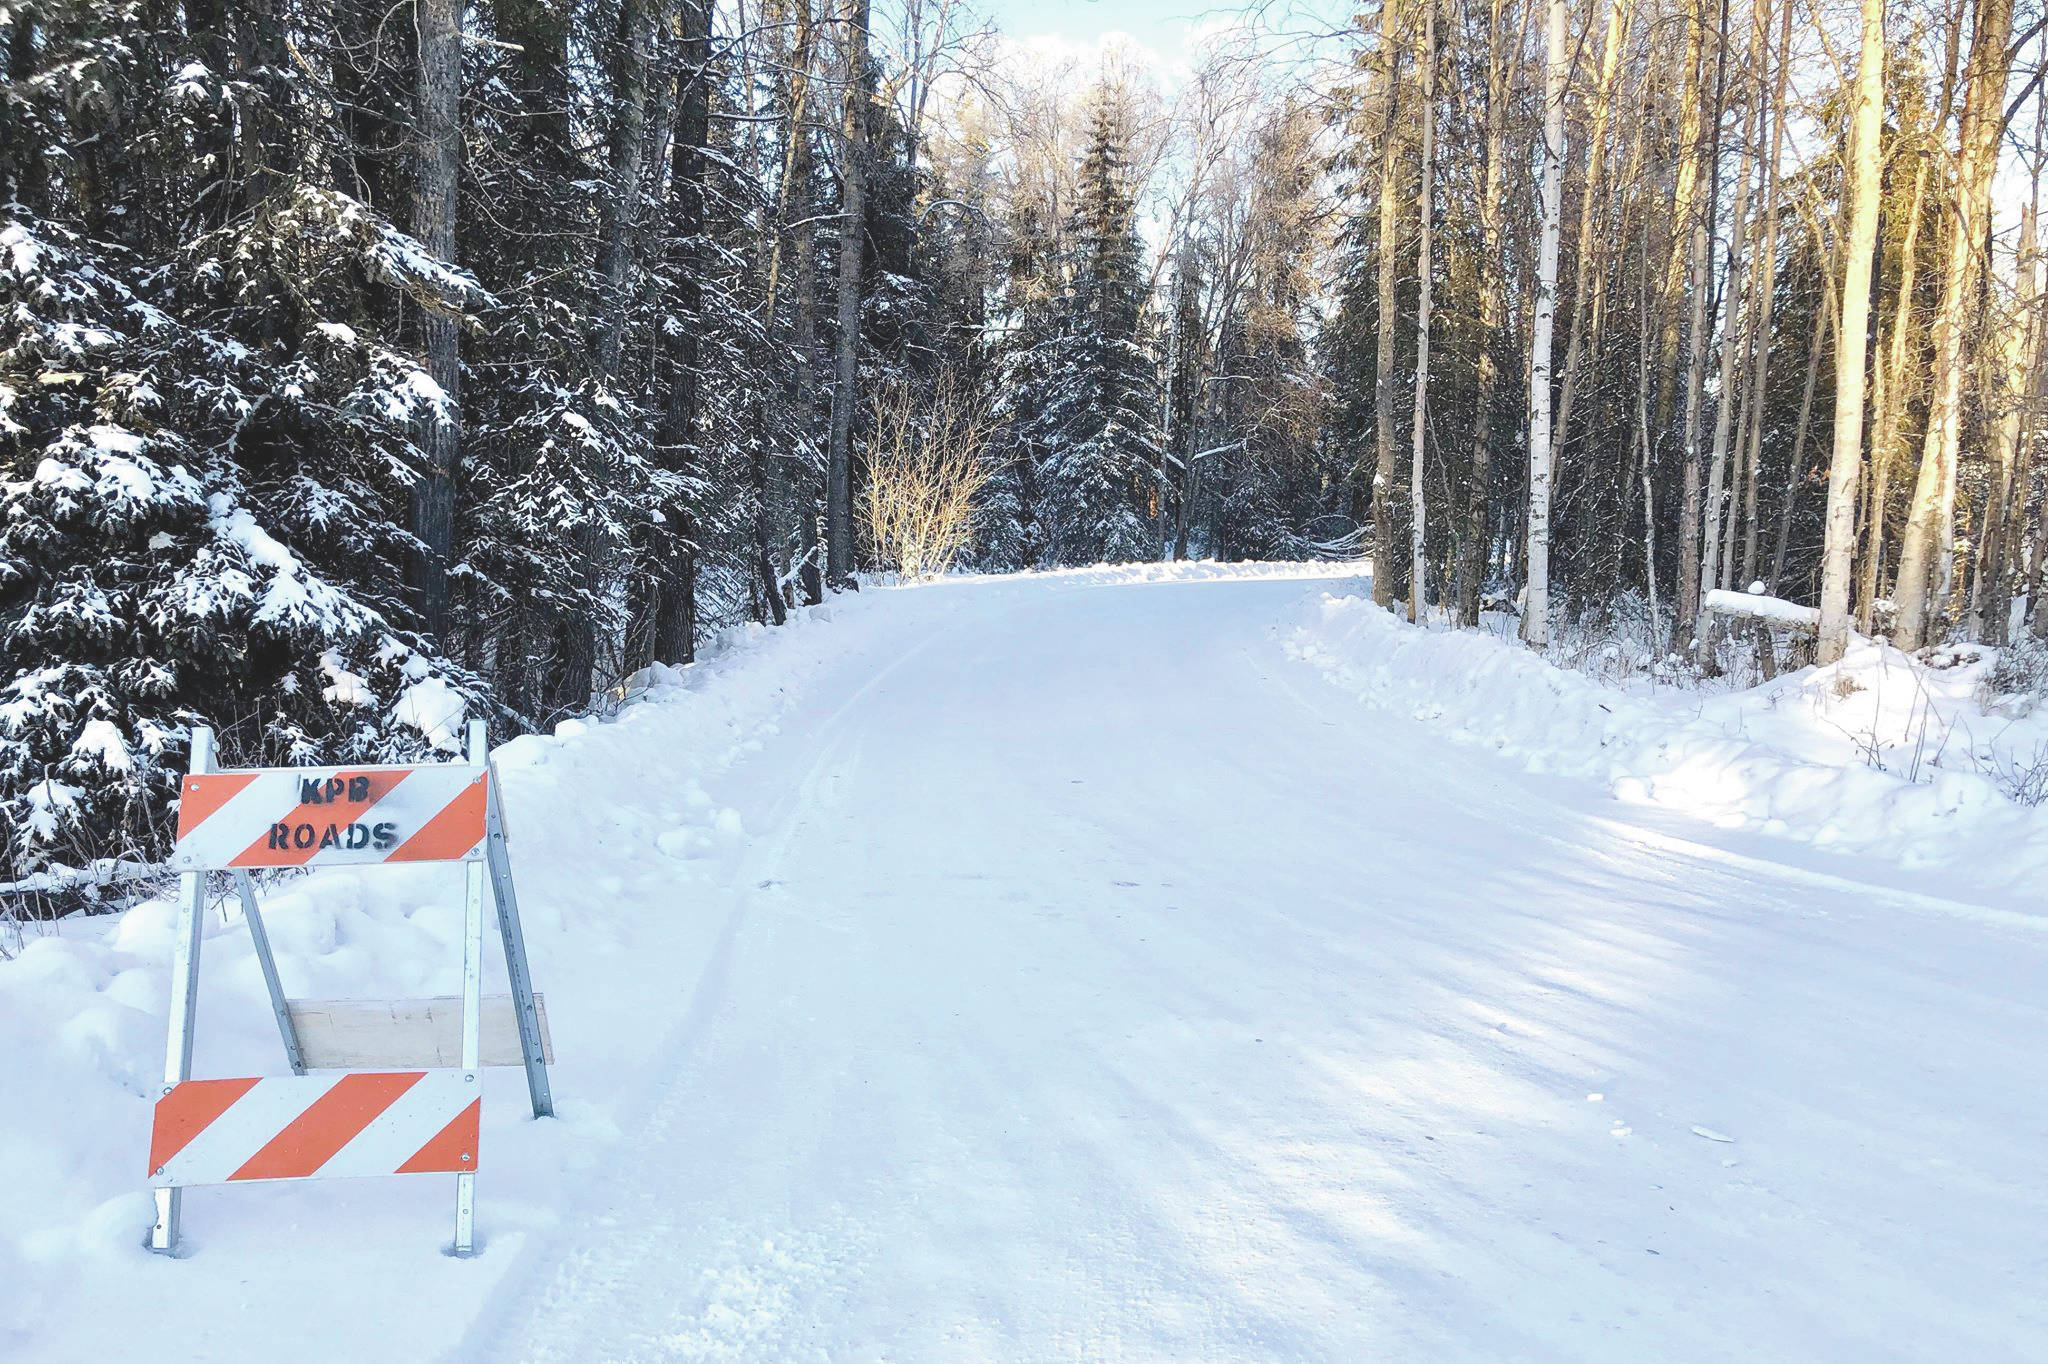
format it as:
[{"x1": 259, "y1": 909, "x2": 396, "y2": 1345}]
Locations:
[{"x1": 146, "y1": 720, "x2": 553, "y2": 1257}]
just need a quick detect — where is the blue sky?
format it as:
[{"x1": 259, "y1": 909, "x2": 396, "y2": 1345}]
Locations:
[
  {"x1": 972, "y1": 0, "x2": 1353, "y2": 89},
  {"x1": 977, "y1": 0, "x2": 1210, "y2": 63}
]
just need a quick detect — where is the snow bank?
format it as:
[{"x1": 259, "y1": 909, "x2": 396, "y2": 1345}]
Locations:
[
  {"x1": 1288, "y1": 591, "x2": 2048, "y2": 893},
  {"x1": 0, "y1": 591, "x2": 893, "y2": 1361}
]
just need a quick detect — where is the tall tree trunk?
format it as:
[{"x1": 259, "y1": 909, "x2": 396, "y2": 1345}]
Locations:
[
  {"x1": 1737, "y1": 0, "x2": 1795, "y2": 590},
  {"x1": 1857, "y1": 153, "x2": 1931, "y2": 630},
  {"x1": 628, "y1": 0, "x2": 713, "y2": 668},
  {"x1": 1635, "y1": 241, "x2": 1664, "y2": 634},
  {"x1": 1523, "y1": 0, "x2": 1565, "y2": 649},
  {"x1": 1816, "y1": 0, "x2": 1886, "y2": 663},
  {"x1": 788, "y1": 3, "x2": 827, "y2": 605},
  {"x1": 596, "y1": 0, "x2": 658, "y2": 378},
  {"x1": 1550, "y1": 0, "x2": 1630, "y2": 476},
  {"x1": 1653, "y1": 5, "x2": 1709, "y2": 487},
  {"x1": 1408, "y1": 0, "x2": 1436, "y2": 622},
  {"x1": 1696, "y1": 0, "x2": 1757, "y2": 642},
  {"x1": 1167, "y1": 254, "x2": 1203, "y2": 563},
  {"x1": 1675, "y1": 0, "x2": 1731, "y2": 644},
  {"x1": 825, "y1": 0, "x2": 872, "y2": 587},
  {"x1": 408, "y1": 0, "x2": 462, "y2": 644},
  {"x1": 1972, "y1": 196, "x2": 2041, "y2": 641},
  {"x1": 1458, "y1": 0, "x2": 1514, "y2": 626},
  {"x1": 760, "y1": 0, "x2": 825, "y2": 605},
  {"x1": 1372, "y1": 0, "x2": 1406, "y2": 609},
  {"x1": 1892, "y1": 0, "x2": 2015, "y2": 649}
]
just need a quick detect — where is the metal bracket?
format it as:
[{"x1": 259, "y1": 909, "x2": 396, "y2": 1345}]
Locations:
[
  {"x1": 150, "y1": 726, "x2": 214, "y2": 1255},
  {"x1": 484, "y1": 770, "x2": 554, "y2": 1120},
  {"x1": 234, "y1": 872, "x2": 306, "y2": 1075},
  {"x1": 453, "y1": 719, "x2": 488, "y2": 1258}
]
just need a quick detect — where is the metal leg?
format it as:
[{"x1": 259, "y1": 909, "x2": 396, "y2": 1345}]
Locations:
[
  {"x1": 486, "y1": 780, "x2": 554, "y2": 1119},
  {"x1": 234, "y1": 872, "x2": 305, "y2": 1075},
  {"x1": 151, "y1": 726, "x2": 215, "y2": 1255},
  {"x1": 454, "y1": 719, "x2": 488, "y2": 1258}
]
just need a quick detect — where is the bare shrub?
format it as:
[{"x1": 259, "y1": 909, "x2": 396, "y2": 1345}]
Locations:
[
  {"x1": 1987, "y1": 743, "x2": 2048, "y2": 807},
  {"x1": 861, "y1": 370, "x2": 995, "y2": 581}
]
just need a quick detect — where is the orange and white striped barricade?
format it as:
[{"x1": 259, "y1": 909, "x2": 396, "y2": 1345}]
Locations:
[{"x1": 148, "y1": 719, "x2": 553, "y2": 1258}]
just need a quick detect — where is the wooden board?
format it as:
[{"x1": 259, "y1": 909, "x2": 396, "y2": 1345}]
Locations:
[{"x1": 286, "y1": 995, "x2": 553, "y2": 1070}]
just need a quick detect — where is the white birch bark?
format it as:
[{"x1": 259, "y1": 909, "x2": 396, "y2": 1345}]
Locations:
[
  {"x1": 1523, "y1": 0, "x2": 1566, "y2": 650},
  {"x1": 1816, "y1": 0, "x2": 1885, "y2": 664}
]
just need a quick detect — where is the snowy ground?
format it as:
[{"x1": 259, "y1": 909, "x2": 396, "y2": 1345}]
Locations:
[{"x1": 5, "y1": 563, "x2": 2046, "y2": 1362}]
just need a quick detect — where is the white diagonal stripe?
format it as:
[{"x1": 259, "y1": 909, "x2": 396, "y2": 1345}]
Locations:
[
  {"x1": 155, "y1": 1075, "x2": 341, "y2": 1186},
  {"x1": 321, "y1": 1071, "x2": 478, "y2": 1177},
  {"x1": 170, "y1": 771, "x2": 309, "y2": 870}
]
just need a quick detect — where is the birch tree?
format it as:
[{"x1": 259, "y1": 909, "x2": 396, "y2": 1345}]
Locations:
[
  {"x1": 1892, "y1": 0, "x2": 2016, "y2": 648},
  {"x1": 1816, "y1": 0, "x2": 1885, "y2": 664},
  {"x1": 1522, "y1": 0, "x2": 1565, "y2": 649}
]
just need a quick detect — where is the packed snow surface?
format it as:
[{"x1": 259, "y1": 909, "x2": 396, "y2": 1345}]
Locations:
[{"x1": 4, "y1": 564, "x2": 2045, "y2": 1362}]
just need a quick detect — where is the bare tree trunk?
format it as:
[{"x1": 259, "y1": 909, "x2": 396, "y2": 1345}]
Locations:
[
  {"x1": 1696, "y1": 1, "x2": 1762, "y2": 640},
  {"x1": 1372, "y1": 0, "x2": 1406, "y2": 609},
  {"x1": 790, "y1": 22, "x2": 826, "y2": 605},
  {"x1": 627, "y1": 0, "x2": 713, "y2": 669},
  {"x1": 1675, "y1": 0, "x2": 1730, "y2": 645},
  {"x1": 1409, "y1": 0, "x2": 1436, "y2": 623},
  {"x1": 1857, "y1": 154, "x2": 1929, "y2": 629},
  {"x1": 1653, "y1": 5, "x2": 1708, "y2": 500},
  {"x1": 1816, "y1": 0, "x2": 1885, "y2": 663},
  {"x1": 1973, "y1": 195, "x2": 2042, "y2": 641},
  {"x1": 596, "y1": 0, "x2": 658, "y2": 382},
  {"x1": 1550, "y1": 0, "x2": 1631, "y2": 474},
  {"x1": 1523, "y1": 0, "x2": 1565, "y2": 649},
  {"x1": 1636, "y1": 242, "x2": 1663, "y2": 636},
  {"x1": 408, "y1": 0, "x2": 462, "y2": 643},
  {"x1": 824, "y1": 0, "x2": 871, "y2": 587},
  {"x1": 1892, "y1": 0, "x2": 2015, "y2": 649},
  {"x1": 1738, "y1": 0, "x2": 1795, "y2": 589},
  {"x1": 1457, "y1": 0, "x2": 1514, "y2": 626},
  {"x1": 759, "y1": 0, "x2": 825, "y2": 605}
]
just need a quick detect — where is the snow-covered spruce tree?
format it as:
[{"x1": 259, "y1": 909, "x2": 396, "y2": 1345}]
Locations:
[
  {"x1": 1000, "y1": 93, "x2": 1161, "y2": 567},
  {"x1": 0, "y1": 3, "x2": 494, "y2": 895},
  {"x1": 451, "y1": 6, "x2": 673, "y2": 722},
  {"x1": 0, "y1": 207, "x2": 489, "y2": 893}
]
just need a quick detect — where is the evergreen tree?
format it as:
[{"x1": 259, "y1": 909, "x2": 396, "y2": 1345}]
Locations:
[{"x1": 1002, "y1": 92, "x2": 1160, "y2": 566}]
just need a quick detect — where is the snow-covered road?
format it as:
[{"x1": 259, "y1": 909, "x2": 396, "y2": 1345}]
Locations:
[
  {"x1": 11, "y1": 566, "x2": 2045, "y2": 1362},
  {"x1": 454, "y1": 568, "x2": 2044, "y2": 1362}
]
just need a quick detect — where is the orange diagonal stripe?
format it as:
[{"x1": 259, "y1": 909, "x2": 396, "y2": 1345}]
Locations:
[
  {"x1": 386, "y1": 774, "x2": 488, "y2": 863},
  {"x1": 227, "y1": 1072, "x2": 423, "y2": 1181},
  {"x1": 396, "y1": 1097, "x2": 481, "y2": 1174},
  {"x1": 150, "y1": 1076, "x2": 262, "y2": 1176},
  {"x1": 228, "y1": 769, "x2": 412, "y2": 868},
  {"x1": 175, "y1": 772, "x2": 259, "y2": 841}
]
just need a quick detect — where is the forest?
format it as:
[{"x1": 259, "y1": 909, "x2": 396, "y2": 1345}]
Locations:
[{"x1": 2, "y1": 0, "x2": 2043, "y2": 897}]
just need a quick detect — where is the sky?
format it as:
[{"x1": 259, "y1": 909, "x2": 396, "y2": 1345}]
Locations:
[
  {"x1": 977, "y1": 0, "x2": 1213, "y2": 70},
  {"x1": 974, "y1": 0, "x2": 1353, "y2": 89}
]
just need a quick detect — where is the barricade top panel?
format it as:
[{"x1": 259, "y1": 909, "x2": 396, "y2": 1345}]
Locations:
[{"x1": 171, "y1": 764, "x2": 489, "y2": 870}]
